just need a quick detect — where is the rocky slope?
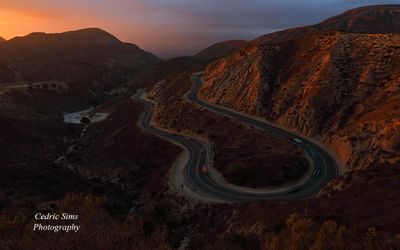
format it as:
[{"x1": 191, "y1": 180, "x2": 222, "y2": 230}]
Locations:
[{"x1": 200, "y1": 30, "x2": 400, "y2": 170}]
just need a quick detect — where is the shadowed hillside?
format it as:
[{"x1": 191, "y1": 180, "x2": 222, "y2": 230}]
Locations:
[
  {"x1": 0, "y1": 28, "x2": 161, "y2": 94},
  {"x1": 194, "y1": 40, "x2": 248, "y2": 61}
]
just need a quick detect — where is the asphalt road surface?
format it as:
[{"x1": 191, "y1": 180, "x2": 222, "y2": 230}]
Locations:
[{"x1": 133, "y1": 73, "x2": 339, "y2": 202}]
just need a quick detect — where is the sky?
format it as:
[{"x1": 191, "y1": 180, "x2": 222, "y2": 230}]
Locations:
[{"x1": 0, "y1": 0, "x2": 398, "y2": 58}]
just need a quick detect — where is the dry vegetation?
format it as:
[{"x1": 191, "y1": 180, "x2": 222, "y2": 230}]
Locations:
[
  {"x1": 2, "y1": 191, "x2": 400, "y2": 250},
  {"x1": 192, "y1": 213, "x2": 400, "y2": 250}
]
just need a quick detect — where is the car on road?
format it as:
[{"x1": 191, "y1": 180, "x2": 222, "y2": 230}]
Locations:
[
  {"x1": 292, "y1": 138, "x2": 302, "y2": 143},
  {"x1": 313, "y1": 169, "x2": 321, "y2": 176}
]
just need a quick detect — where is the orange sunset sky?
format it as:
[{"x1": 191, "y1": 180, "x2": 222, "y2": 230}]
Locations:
[{"x1": 1, "y1": 0, "x2": 395, "y2": 57}]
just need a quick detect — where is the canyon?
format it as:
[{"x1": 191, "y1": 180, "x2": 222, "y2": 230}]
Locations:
[{"x1": 1, "y1": 4, "x2": 400, "y2": 250}]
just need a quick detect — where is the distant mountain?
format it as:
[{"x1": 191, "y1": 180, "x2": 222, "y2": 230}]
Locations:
[
  {"x1": 131, "y1": 56, "x2": 206, "y2": 90},
  {"x1": 319, "y1": 4, "x2": 400, "y2": 33},
  {"x1": 9, "y1": 28, "x2": 121, "y2": 45},
  {"x1": 0, "y1": 28, "x2": 161, "y2": 91},
  {"x1": 194, "y1": 40, "x2": 248, "y2": 61},
  {"x1": 253, "y1": 4, "x2": 400, "y2": 45},
  {"x1": 194, "y1": 5, "x2": 400, "y2": 62},
  {"x1": 49, "y1": 27, "x2": 121, "y2": 44}
]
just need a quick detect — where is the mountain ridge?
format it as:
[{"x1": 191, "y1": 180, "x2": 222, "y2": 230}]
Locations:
[
  {"x1": 8, "y1": 28, "x2": 121, "y2": 45},
  {"x1": 0, "y1": 28, "x2": 161, "y2": 91},
  {"x1": 192, "y1": 5, "x2": 400, "y2": 63},
  {"x1": 253, "y1": 4, "x2": 400, "y2": 45}
]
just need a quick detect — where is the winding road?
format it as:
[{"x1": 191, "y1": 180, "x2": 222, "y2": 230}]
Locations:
[{"x1": 133, "y1": 72, "x2": 339, "y2": 202}]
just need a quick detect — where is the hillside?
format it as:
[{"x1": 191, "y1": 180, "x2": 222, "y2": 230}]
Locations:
[
  {"x1": 0, "y1": 37, "x2": 5, "y2": 43},
  {"x1": 42, "y1": 27, "x2": 121, "y2": 44},
  {"x1": 253, "y1": 4, "x2": 400, "y2": 45},
  {"x1": 0, "y1": 29, "x2": 164, "y2": 210},
  {"x1": 200, "y1": 31, "x2": 400, "y2": 170},
  {"x1": 192, "y1": 5, "x2": 400, "y2": 64},
  {"x1": 194, "y1": 40, "x2": 248, "y2": 61},
  {"x1": 0, "y1": 28, "x2": 160, "y2": 93},
  {"x1": 319, "y1": 4, "x2": 400, "y2": 34},
  {"x1": 130, "y1": 56, "x2": 205, "y2": 90}
]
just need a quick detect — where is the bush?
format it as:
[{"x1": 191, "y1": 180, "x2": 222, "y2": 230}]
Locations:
[
  {"x1": 195, "y1": 213, "x2": 400, "y2": 250},
  {"x1": 262, "y1": 213, "x2": 400, "y2": 250}
]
